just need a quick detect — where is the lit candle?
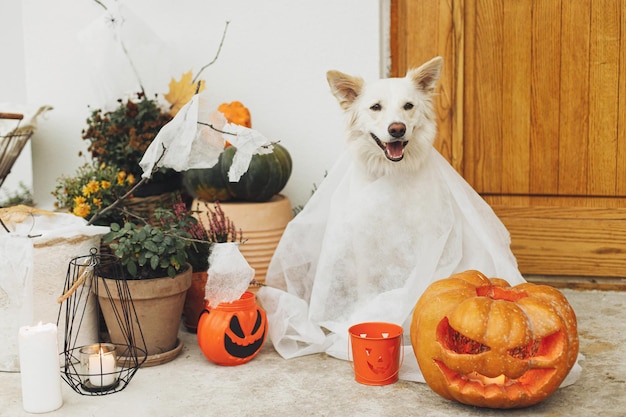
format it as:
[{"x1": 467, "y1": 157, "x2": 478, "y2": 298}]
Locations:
[
  {"x1": 80, "y1": 344, "x2": 117, "y2": 388},
  {"x1": 18, "y1": 322, "x2": 63, "y2": 413}
]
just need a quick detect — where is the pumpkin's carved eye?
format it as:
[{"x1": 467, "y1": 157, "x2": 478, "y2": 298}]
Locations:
[
  {"x1": 228, "y1": 311, "x2": 263, "y2": 339},
  {"x1": 437, "y1": 318, "x2": 490, "y2": 354},
  {"x1": 508, "y1": 330, "x2": 564, "y2": 360},
  {"x1": 251, "y1": 311, "x2": 263, "y2": 334},
  {"x1": 508, "y1": 340, "x2": 541, "y2": 359},
  {"x1": 229, "y1": 316, "x2": 245, "y2": 338},
  {"x1": 438, "y1": 316, "x2": 564, "y2": 361}
]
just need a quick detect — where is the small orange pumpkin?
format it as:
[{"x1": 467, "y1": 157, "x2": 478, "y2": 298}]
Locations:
[
  {"x1": 218, "y1": 101, "x2": 252, "y2": 128},
  {"x1": 410, "y1": 270, "x2": 578, "y2": 409}
]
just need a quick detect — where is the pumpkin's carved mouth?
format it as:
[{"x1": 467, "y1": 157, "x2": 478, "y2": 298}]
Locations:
[
  {"x1": 434, "y1": 360, "x2": 557, "y2": 397},
  {"x1": 370, "y1": 132, "x2": 407, "y2": 162},
  {"x1": 224, "y1": 332, "x2": 265, "y2": 359},
  {"x1": 224, "y1": 314, "x2": 266, "y2": 359},
  {"x1": 367, "y1": 359, "x2": 392, "y2": 374}
]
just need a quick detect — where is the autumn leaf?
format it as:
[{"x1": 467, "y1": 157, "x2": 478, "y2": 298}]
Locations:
[
  {"x1": 163, "y1": 70, "x2": 206, "y2": 116},
  {"x1": 0, "y1": 204, "x2": 54, "y2": 227}
]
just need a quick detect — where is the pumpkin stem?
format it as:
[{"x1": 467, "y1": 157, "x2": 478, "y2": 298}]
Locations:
[{"x1": 476, "y1": 285, "x2": 527, "y2": 302}]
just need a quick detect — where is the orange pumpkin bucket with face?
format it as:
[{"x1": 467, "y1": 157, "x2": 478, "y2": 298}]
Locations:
[
  {"x1": 197, "y1": 291, "x2": 267, "y2": 366},
  {"x1": 348, "y1": 322, "x2": 404, "y2": 386}
]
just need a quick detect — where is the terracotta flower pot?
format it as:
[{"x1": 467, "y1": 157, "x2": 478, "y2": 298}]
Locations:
[
  {"x1": 96, "y1": 265, "x2": 192, "y2": 366},
  {"x1": 183, "y1": 271, "x2": 208, "y2": 333},
  {"x1": 193, "y1": 194, "x2": 293, "y2": 291}
]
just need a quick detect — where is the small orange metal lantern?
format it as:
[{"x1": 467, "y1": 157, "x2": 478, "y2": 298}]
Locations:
[
  {"x1": 348, "y1": 322, "x2": 404, "y2": 386},
  {"x1": 197, "y1": 291, "x2": 267, "y2": 366}
]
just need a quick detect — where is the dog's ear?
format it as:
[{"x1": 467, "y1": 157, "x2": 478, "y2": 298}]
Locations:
[
  {"x1": 406, "y1": 56, "x2": 443, "y2": 93},
  {"x1": 326, "y1": 70, "x2": 364, "y2": 110}
]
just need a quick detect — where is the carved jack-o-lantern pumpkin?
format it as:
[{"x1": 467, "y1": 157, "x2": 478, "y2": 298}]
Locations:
[
  {"x1": 410, "y1": 270, "x2": 578, "y2": 409},
  {"x1": 197, "y1": 291, "x2": 267, "y2": 366}
]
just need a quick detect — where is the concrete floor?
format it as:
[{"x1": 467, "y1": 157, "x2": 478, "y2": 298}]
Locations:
[{"x1": 1, "y1": 288, "x2": 625, "y2": 417}]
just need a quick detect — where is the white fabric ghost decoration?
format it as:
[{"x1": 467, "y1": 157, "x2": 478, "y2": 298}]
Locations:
[
  {"x1": 256, "y1": 59, "x2": 527, "y2": 382},
  {"x1": 257, "y1": 146, "x2": 527, "y2": 381}
]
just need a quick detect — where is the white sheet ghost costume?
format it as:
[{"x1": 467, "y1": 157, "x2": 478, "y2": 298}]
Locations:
[{"x1": 256, "y1": 57, "x2": 526, "y2": 382}]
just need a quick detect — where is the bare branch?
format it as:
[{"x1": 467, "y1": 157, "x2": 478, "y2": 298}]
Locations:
[
  {"x1": 197, "y1": 121, "x2": 237, "y2": 136},
  {"x1": 91, "y1": 0, "x2": 146, "y2": 96},
  {"x1": 92, "y1": 0, "x2": 107, "y2": 10},
  {"x1": 193, "y1": 21, "x2": 230, "y2": 84},
  {"x1": 0, "y1": 218, "x2": 9, "y2": 233},
  {"x1": 196, "y1": 121, "x2": 280, "y2": 149}
]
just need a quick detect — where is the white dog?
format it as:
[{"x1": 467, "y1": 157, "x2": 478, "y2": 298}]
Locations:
[
  {"x1": 326, "y1": 56, "x2": 442, "y2": 179},
  {"x1": 257, "y1": 58, "x2": 524, "y2": 381}
]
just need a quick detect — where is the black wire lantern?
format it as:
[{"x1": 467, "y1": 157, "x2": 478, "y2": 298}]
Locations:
[{"x1": 57, "y1": 248, "x2": 147, "y2": 395}]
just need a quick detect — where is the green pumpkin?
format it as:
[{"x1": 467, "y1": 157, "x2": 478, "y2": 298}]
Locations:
[
  {"x1": 182, "y1": 154, "x2": 234, "y2": 202},
  {"x1": 221, "y1": 143, "x2": 292, "y2": 202},
  {"x1": 183, "y1": 143, "x2": 292, "y2": 203}
]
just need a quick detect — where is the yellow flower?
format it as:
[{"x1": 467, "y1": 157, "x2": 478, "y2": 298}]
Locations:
[
  {"x1": 126, "y1": 173, "x2": 136, "y2": 185},
  {"x1": 117, "y1": 171, "x2": 127, "y2": 185},
  {"x1": 92, "y1": 198, "x2": 102, "y2": 208},
  {"x1": 82, "y1": 180, "x2": 100, "y2": 196},
  {"x1": 72, "y1": 203, "x2": 91, "y2": 218},
  {"x1": 73, "y1": 196, "x2": 87, "y2": 205},
  {"x1": 101, "y1": 180, "x2": 111, "y2": 189}
]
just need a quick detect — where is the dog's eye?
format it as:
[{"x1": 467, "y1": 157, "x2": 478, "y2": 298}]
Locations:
[
  {"x1": 404, "y1": 102, "x2": 414, "y2": 110},
  {"x1": 370, "y1": 103, "x2": 382, "y2": 111}
]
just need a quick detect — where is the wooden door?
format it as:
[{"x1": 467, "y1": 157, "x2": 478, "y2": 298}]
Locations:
[{"x1": 391, "y1": 0, "x2": 626, "y2": 286}]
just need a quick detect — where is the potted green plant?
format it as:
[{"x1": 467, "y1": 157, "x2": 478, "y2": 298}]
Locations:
[
  {"x1": 50, "y1": 18, "x2": 234, "y2": 365},
  {"x1": 97, "y1": 201, "x2": 200, "y2": 366}
]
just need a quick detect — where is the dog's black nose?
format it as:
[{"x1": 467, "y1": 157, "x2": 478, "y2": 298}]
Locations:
[{"x1": 388, "y1": 123, "x2": 406, "y2": 138}]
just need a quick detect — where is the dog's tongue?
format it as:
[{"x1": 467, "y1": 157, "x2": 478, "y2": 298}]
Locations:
[{"x1": 385, "y1": 141, "x2": 405, "y2": 160}]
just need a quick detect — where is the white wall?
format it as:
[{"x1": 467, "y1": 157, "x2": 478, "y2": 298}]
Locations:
[
  {"x1": 3, "y1": 0, "x2": 384, "y2": 210},
  {"x1": 0, "y1": 0, "x2": 31, "y2": 201}
]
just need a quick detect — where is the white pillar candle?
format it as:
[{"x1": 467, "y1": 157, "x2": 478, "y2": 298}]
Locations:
[{"x1": 18, "y1": 322, "x2": 63, "y2": 413}]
